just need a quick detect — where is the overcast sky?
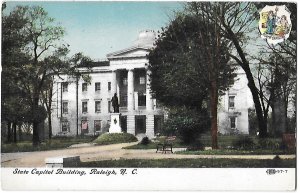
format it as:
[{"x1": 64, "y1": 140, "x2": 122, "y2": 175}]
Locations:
[{"x1": 5, "y1": 1, "x2": 183, "y2": 60}]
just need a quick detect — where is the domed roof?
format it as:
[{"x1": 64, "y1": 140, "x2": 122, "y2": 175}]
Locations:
[{"x1": 133, "y1": 30, "x2": 156, "y2": 48}]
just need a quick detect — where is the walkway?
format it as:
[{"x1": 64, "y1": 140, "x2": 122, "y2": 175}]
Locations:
[{"x1": 1, "y1": 142, "x2": 296, "y2": 167}]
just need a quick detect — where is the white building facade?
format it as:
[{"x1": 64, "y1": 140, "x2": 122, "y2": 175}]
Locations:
[
  {"x1": 51, "y1": 30, "x2": 165, "y2": 138},
  {"x1": 51, "y1": 30, "x2": 252, "y2": 138},
  {"x1": 218, "y1": 68, "x2": 253, "y2": 134}
]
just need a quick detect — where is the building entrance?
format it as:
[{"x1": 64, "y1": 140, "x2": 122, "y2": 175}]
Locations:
[
  {"x1": 121, "y1": 116, "x2": 127, "y2": 133},
  {"x1": 135, "y1": 115, "x2": 146, "y2": 135}
]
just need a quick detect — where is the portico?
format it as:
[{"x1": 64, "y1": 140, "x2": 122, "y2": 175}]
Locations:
[
  {"x1": 106, "y1": 30, "x2": 159, "y2": 138},
  {"x1": 51, "y1": 30, "x2": 163, "y2": 138}
]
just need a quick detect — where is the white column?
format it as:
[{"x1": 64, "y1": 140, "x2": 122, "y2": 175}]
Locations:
[
  {"x1": 127, "y1": 69, "x2": 135, "y2": 111},
  {"x1": 111, "y1": 70, "x2": 117, "y2": 96},
  {"x1": 127, "y1": 115, "x2": 135, "y2": 135},
  {"x1": 134, "y1": 92, "x2": 139, "y2": 110},
  {"x1": 146, "y1": 69, "x2": 153, "y2": 111},
  {"x1": 146, "y1": 114, "x2": 155, "y2": 138}
]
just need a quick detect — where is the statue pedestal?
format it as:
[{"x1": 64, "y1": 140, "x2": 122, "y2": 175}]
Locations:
[{"x1": 109, "y1": 113, "x2": 122, "y2": 133}]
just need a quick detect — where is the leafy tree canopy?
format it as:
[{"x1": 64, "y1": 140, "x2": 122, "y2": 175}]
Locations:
[{"x1": 148, "y1": 13, "x2": 236, "y2": 110}]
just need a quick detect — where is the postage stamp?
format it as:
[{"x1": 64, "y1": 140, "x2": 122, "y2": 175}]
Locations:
[{"x1": 259, "y1": 5, "x2": 292, "y2": 44}]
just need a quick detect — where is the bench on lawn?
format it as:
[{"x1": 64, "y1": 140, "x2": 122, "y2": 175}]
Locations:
[{"x1": 156, "y1": 136, "x2": 176, "y2": 154}]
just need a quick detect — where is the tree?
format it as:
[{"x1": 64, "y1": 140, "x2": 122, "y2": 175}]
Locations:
[
  {"x1": 253, "y1": 3, "x2": 297, "y2": 135},
  {"x1": 2, "y1": 6, "x2": 70, "y2": 146},
  {"x1": 184, "y1": 2, "x2": 275, "y2": 138},
  {"x1": 2, "y1": 5, "x2": 31, "y2": 143},
  {"x1": 148, "y1": 11, "x2": 235, "y2": 148}
]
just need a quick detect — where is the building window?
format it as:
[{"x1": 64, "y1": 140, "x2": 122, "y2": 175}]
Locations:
[
  {"x1": 120, "y1": 94, "x2": 127, "y2": 107},
  {"x1": 108, "y1": 82, "x2": 111, "y2": 91},
  {"x1": 230, "y1": 117, "x2": 236, "y2": 128},
  {"x1": 81, "y1": 120, "x2": 88, "y2": 133},
  {"x1": 82, "y1": 83, "x2": 88, "y2": 92},
  {"x1": 95, "y1": 101, "x2": 101, "y2": 113},
  {"x1": 123, "y1": 78, "x2": 128, "y2": 86},
  {"x1": 82, "y1": 101, "x2": 88, "y2": 113},
  {"x1": 62, "y1": 82, "x2": 68, "y2": 92},
  {"x1": 61, "y1": 121, "x2": 69, "y2": 132},
  {"x1": 62, "y1": 101, "x2": 68, "y2": 114},
  {"x1": 94, "y1": 120, "x2": 101, "y2": 132},
  {"x1": 95, "y1": 82, "x2": 101, "y2": 92},
  {"x1": 229, "y1": 96, "x2": 235, "y2": 108},
  {"x1": 139, "y1": 76, "x2": 146, "y2": 85},
  {"x1": 108, "y1": 100, "x2": 112, "y2": 113},
  {"x1": 138, "y1": 93, "x2": 146, "y2": 106}
]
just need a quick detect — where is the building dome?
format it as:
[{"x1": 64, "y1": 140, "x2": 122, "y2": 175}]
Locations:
[{"x1": 133, "y1": 30, "x2": 156, "y2": 47}]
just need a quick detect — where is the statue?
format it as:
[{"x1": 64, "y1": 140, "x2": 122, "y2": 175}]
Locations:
[{"x1": 111, "y1": 93, "x2": 119, "y2": 113}]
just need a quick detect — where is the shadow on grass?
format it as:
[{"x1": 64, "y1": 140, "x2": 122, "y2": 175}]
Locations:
[
  {"x1": 1, "y1": 136, "x2": 97, "y2": 153},
  {"x1": 78, "y1": 157, "x2": 296, "y2": 168}
]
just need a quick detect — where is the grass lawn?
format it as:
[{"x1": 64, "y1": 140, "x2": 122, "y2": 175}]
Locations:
[
  {"x1": 79, "y1": 158, "x2": 296, "y2": 168},
  {"x1": 176, "y1": 149, "x2": 295, "y2": 155},
  {"x1": 124, "y1": 135, "x2": 246, "y2": 150},
  {"x1": 1, "y1": 136, "x2": 96, "y2": 153},
  {"x1": 123, "y1": 137, "x2": 187, "y2": 150},
  {"x1": 123, "y1": 142, "x2": 187, "y2": 149}
]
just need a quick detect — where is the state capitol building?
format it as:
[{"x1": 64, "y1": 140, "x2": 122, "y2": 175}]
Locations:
[{"x1": 51, "y1": 30, "x2": 253, "y2": 138}]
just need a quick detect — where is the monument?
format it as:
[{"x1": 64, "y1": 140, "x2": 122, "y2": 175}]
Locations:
[{"x1": 109, "y1": 93, "x2": 122, "y2": 133}]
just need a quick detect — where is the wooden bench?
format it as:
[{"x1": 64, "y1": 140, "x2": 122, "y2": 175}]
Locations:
[{"x1": 156, "y1": 136, "x2": 176, "y2": 154}]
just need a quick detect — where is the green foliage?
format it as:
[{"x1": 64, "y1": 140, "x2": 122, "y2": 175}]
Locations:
[
  {"x1": 257, "y1": 138, "x2": 281, "y2": 150},
  {"x1": 163, "y1": 107, "x2": 210, "y2": 144},
  {"x1": 248, "y1": 108, "x2": 258, "y2": 135},
  {"x1": 232, "y1": 136, "x2": 255, "y2": 150},
  {"x1": 124, "y1": 137, "x2": 186, "y2": 149},
  {"x1": 79, "y1": 158, "x2": 296, "y2": 168},
  {"x1": 94, "y1": 133, "x2": 138, "y2": 145},
  {"x1": 186, "y1": 140, "x2": 205, "y2": 151},
  {"x1": 1, "y1": 136, "x2": 95, "y2": 153},
  {"x1": 140, "y1": 137, "x2": 151, "y2": 145},
  {"x1": 148, "y1": 11, "x2": 235, "y2": 109},
  {"x1": 1, "y1": 5, "x2": 94, "y2": 144},
  {"x1": 177, "y1": 149, "x2": 295, "y2": 155}
]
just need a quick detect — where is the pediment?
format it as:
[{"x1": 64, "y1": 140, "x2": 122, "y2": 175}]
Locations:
[{"x1": 107, "y1": 46, "x2": 150, "y2": 59}]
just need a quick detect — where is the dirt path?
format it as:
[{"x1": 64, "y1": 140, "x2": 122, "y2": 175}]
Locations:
[{"x1": 1, "y1": 142, "x2": 296, "y2": 167}]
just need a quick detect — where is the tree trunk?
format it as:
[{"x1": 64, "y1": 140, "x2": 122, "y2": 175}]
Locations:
[
  {"x1": 271, "y1": 103, "x2": 275, "y2": 137},
  {"x1": 48, "y1": 82, "x2": 53, "y2": 139},
  {"x1": 210, "y1": 79, "x2": 218, "y2": 149},
  {"x1": 48, "y1": 113, "x2": 52, "y2": 139},
  {"x1": 7, "y1": 122, "x2": 11, "y2": 143},
  {"x1": 13, "y1": 122, "x2": 17, "y2": 143},
  {"x1": 245, "y1": 67, "x2": 268, "y2": 138},
  {"x1": 18, "y1": 124, "x2": 22, "y2": 141},
  {"x1": 224, "y1": 24, "x2": 268, "y2": 138},
  {"x1": 76, "y1": 77, "x2": 79, "y2": 137},
  {"x1": 32, "y1": 121, "x2": 40, "y2": 146},
  {"x1": 32, "y1": 95, "x2": 40, "y2": 146}
]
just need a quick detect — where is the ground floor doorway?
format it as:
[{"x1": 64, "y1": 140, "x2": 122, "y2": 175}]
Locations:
[
  {"x1": 135, "y1": 115, "x2": 146, "y2": 135},
  {"x1": 121, "y1": 116, "x2": 127, "y2": 133}
]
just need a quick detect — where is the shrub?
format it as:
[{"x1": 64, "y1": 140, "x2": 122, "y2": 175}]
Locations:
[
  {"x1": 186, "y1": 140, "x2": 205, "y2": 151},
  {"x1": 140, "y1": 137, "x2": 151, "y2": 145},
  {"x1": 257, "y1": 138, "x2": 281, "y2": 150},
  {"x1": 163, "y1": 107, "x2": 210, "y2": 144},
  {"x1": 94, "y1": 133, "x2": 138, "y2": 145},
  {"x1": 232, "y1": 136, "x2": 255, "y2": 150}
]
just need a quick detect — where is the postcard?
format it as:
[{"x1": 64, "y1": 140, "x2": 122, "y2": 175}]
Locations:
[{"x1": 1, "y1": 1, "x2": 296, "y2": 191}]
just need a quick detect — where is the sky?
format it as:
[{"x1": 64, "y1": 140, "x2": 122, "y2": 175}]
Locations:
[{"x1": 5, "y1": 1, "x2": 183, "y2": 60}]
